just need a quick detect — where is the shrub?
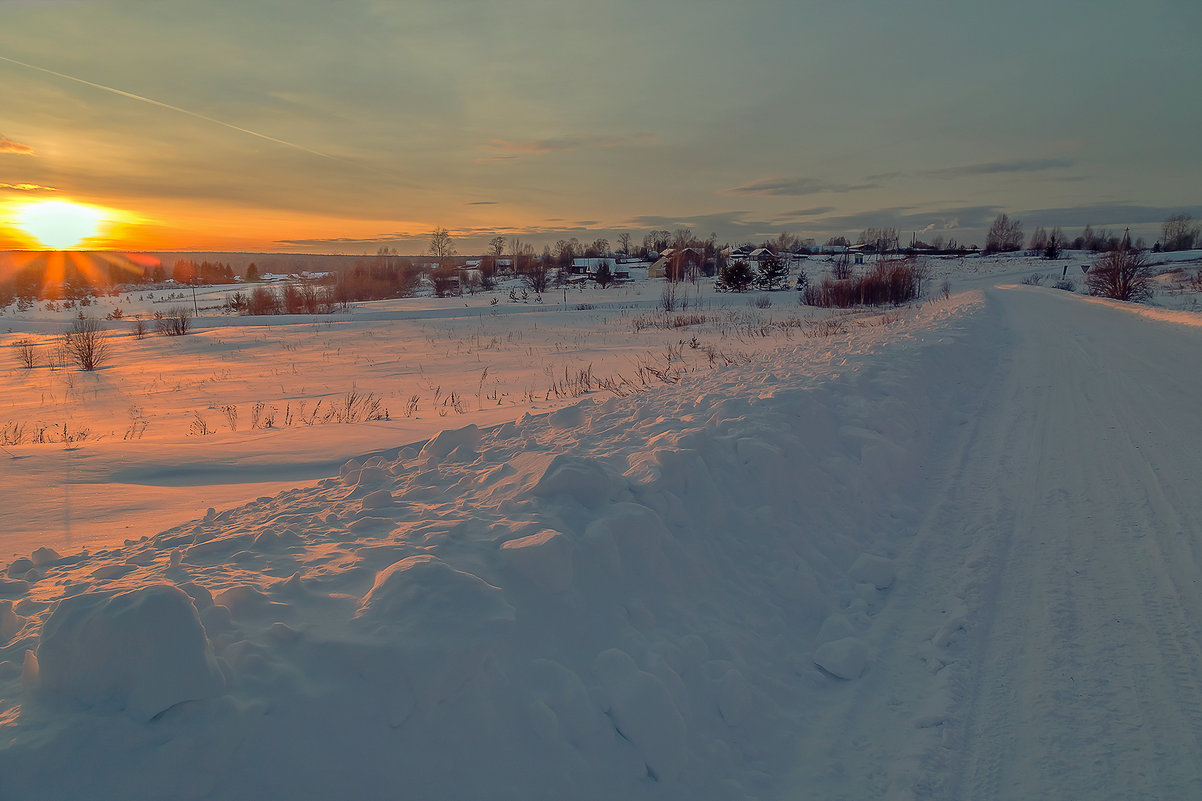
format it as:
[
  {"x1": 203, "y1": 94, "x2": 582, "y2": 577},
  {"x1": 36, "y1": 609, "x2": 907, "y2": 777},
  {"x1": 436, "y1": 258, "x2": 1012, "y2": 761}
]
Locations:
[
  {"x1": 802, "y1": 256, "x2": 927, "y2": 307},
  {"x1": 15, "y1": 338, "x2": 38, "y2": 368},
  {"x1": 64, "y1": 317, "x2": 111, "y2": 371},
  {"x1": 659, "y1": 284, "x2": 678, "y2": 311},
  {"x1": 1052, "y1": 278, "x2": 1075, "y2": 292},
  {"x1": 1086, "y1": 247, "x2": 1151, "y2": 301},
  {"x1": 248, "y1": 286, "x2": 281, "y2": 315},
  {"x1": 280, "y1": 282, "x2": 334, "y2": 313},
  {"x1": 156, "y1": 306, "x2": 192, "y2": 335},
  {"x1": 332, "y1": 258, "x2": 421, "y2": 302}
]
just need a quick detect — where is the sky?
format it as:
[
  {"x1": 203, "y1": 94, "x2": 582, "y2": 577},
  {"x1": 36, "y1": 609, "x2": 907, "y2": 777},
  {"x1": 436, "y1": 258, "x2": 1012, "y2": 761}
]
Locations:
[{"x1": 1, "y1": 0, "x2": 1199, "y2": 254}]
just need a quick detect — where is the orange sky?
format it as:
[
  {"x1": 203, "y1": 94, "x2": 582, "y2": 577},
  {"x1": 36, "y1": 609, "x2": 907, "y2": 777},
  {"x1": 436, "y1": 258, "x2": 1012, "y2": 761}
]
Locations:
[{"x1": 2, "y1": 1, "x2": 1199, "y2": 254}]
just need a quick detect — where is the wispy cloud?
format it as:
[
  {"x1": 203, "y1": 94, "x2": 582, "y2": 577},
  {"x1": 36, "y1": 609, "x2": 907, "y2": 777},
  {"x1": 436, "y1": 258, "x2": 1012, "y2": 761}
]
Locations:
[
  {"x1": 0, "y1": 182, "x2": 56, "y2": 191},
  {"x1": 465, "y1": 201, "x2": 498, "y2": 206},
  {"x1": 815, "y1": 205, "x2": 998, "y2": 234},
  {"x1": 0, "y1": 136, "x2": 35, "y2": 155},
  {"x1": 276, "y1": 233, "x2": 423, "y2": 249},
  {"x1": 778, "y1": 206, "x2": 836, "y2": 219},
  {"x1": 0, "y1": 53, "x2": 332, "y2": 158},
  {"x1": 724, "y1": 176, "x2": 880, "y2": 197},
  {"x1": 482, "y1": 132, "x2": 658, "y2": 155},
  {"x1": 923, "y1": 157, "x2": 1074, "y2": 178}
]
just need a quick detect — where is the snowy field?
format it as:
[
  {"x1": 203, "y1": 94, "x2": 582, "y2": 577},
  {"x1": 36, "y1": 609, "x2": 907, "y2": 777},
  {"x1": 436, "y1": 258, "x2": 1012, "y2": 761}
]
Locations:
[{"x1": 1, "y1": 252, "x2": 1201, "y2": 799}]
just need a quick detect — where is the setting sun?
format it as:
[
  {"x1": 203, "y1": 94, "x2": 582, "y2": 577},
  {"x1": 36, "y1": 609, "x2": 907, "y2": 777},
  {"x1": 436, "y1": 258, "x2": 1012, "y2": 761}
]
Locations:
[{"x1": 15, "y1": 199, "x2": 106, "y2": 250}]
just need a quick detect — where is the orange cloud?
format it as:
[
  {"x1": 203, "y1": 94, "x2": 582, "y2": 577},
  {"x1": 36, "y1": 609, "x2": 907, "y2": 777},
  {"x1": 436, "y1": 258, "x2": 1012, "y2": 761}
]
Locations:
[
  {"x1": 0, "y1": 182, "x2": 55, "y2": 191},
  {"x1": 0, "y1": 136, "x2": 35, "y2": 155}
]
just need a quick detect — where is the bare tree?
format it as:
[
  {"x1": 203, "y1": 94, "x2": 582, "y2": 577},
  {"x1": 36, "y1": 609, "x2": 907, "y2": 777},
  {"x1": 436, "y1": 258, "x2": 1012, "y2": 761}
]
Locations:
[
  {"x1": 671, "y1": 228, "x2": 695, "y2": 250},
  {"x1": 1086, "y1": 245, "x2": 1151, "y2": 301},
  {"x1": 859, "y1": 227, "x2": 899, "y2": 254},
  {"x1": 643, "y1": 229, "x2": 671, "y2": 253},
  {"x1": 589, "y1": 238, "x2": 610, "y2": 258},
  {"x1": 488, "y1": 235, "x2": 506, "y2": 259},
  {"x1": 15, "y1": 338, "x2": 38, "y2": 369},
  {"x1": 1028, "y1": 226, "x2": 1049, "y2": 253},
  {"x1": 984, "y1": 214, "x2": 1023, "y2": 254},
  {"x1": 617, "y1": 232, "x2": 632, "y2": 255},
  {"x1": 510, "y1": 239, "x2": 536, "y2": 275},
  {"x1": 1162, "y1": 213, "x2": 1200, "y2": 252},
  {"x1": 521, "y1": 258, "x2": 551, "y2": 293},
  {"x1": 428, "y1": 227, "x2": 456, "y2": 263},
  {"x1": 553, "y1": 239, "x2": 578, "y2": 269},
  {"x1": 65, "y1": 317, "x2": 111, "y2": 371}
]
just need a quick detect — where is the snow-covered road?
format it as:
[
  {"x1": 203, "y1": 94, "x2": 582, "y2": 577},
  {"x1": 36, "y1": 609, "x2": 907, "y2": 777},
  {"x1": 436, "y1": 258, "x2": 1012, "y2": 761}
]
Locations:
[{"x1": 782, "y1": 285, "x2": 1202, "y2": 799}]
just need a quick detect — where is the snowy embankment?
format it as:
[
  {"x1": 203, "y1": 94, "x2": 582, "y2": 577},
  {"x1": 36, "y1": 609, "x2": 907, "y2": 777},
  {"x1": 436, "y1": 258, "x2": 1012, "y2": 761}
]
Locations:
[{"x1": 0, "y1": 292, "x2": 984, "y2": 800}]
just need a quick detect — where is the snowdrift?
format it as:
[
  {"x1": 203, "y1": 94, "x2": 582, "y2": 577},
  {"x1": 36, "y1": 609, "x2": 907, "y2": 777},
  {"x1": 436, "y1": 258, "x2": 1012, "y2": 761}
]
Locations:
[{"x1": 0, "y1": 294, "x2": 987, "y2": 800}]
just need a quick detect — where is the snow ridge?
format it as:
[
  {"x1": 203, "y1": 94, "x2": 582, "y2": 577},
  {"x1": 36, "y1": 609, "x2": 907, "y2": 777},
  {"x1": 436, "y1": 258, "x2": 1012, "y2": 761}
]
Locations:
[{"x1": 0, "y1": 294, "x2": 986, "y2": 800}]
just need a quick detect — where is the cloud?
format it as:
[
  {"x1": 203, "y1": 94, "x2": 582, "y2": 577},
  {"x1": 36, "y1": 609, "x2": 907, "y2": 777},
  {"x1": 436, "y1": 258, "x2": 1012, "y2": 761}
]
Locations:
[
  {"x1": 624, "y1": 210, "x2": 790, "y2": 242},
  {"x1": 778, "y1": 206, "x2": 836, "y2": 219},
  {"x1": 0, "y1": 53, "x2": 331, "y2": 158},
  {"x1": 814, "y1": 205, "x2": 999, "y2": 234},
  {"x1": 465, "y1": 201, "x2": 498, "y2": 205},
  {"x1": 1014, "y1": 201, "x2": 1202, "y2": 229},
  {"x1": 0, "y1": 182, "x2": 55, "y2": 191},
  {"x1": 275, "y1": 233, "x2": 424, "y2": 249},
  {"x1": 0, "y1": 136, "x2": 35, "y2": 155},
  {"x1": 482, "y1": 132, "x2": 658, "y2": 155},
  {"x1": 724, "y1": 176, "x2": 880, "y2": 197},
  {"x1": 923, "y1": 157, "x2": 1074, "y2": 178}
]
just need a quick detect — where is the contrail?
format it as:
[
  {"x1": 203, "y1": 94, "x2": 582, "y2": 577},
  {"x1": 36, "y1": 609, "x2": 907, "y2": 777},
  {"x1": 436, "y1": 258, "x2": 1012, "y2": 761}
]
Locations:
[{"x1": 0, "y1": 53, "x2": 332, "y2": 158}]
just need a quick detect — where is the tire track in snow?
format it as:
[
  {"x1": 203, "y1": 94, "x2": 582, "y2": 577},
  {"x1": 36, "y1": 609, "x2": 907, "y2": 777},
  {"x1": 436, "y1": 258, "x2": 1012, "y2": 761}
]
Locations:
[
  {"x1": 767, "y1": 295, "x2": 1010, "y2": 800},
  {"x1": 947, "y1": 287, "x2": 1202, "y2": 800},
  {"x1": 773, "y1": 286, "x2": 1202, "y2": 800}
]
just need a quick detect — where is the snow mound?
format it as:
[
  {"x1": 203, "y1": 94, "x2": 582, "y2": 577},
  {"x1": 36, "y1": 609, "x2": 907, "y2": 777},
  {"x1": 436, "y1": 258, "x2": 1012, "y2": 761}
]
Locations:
[
  {"x1": 355, "y1": 554, "x2": 515, "y2": 645},
  {"x1": 36, "y1": 584, "x2": 225, "y2": 720},
  {"x1": 813, "y1": 637, "x2": 870, "y2": 680}
]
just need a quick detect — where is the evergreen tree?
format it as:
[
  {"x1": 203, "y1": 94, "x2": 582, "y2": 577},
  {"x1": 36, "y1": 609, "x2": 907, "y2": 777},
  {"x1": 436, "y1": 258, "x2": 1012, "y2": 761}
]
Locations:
[
  {"x1": 754, "y1": 254, "x2": 789, "y2": 290},
  {"x1": 714, "y1": 260, "x2": 754, "y2": 292},
  {"x1": 593, "y1": 261, "x2": 615, "y2": 288}
]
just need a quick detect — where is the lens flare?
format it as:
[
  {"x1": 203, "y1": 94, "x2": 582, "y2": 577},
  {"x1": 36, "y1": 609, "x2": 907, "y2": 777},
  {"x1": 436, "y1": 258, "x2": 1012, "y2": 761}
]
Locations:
[{"x1": 15, "y1": 200, "x2": 106, "y2": 250}]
